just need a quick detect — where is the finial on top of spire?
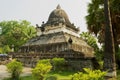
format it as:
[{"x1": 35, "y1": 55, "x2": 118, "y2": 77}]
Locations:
[{"x1": 56, "y1": 4, "x2": 61, "y2": 9}]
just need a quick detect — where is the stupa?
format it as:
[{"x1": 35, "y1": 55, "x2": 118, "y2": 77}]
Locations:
[{"x1": 18, "y1": 5, "x2": 96, "y2": 70}]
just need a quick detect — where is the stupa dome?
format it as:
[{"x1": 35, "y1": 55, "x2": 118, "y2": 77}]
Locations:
[{"x1": 46, "y1": 5, "x2": 71, "y2": 25}]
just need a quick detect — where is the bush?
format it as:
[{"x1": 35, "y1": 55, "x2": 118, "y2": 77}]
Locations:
[
  {"x1": 51, "y1": 58, "x2": 65, "y2": 71},
  {"x1": 32, "y1": 59, "x2": 52, "y2": 80},
  {"x1": 37, "y1": 59, "x2": 51, "y2": 65},
  {"x1": 6, "y1": 59, "x2": 23, "y2": 80},
  {"x1": 71, "y1": 68, "x2": 106, "y2": 80}
]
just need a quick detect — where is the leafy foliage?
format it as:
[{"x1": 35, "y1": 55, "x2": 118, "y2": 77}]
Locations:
[
  {"x1": 71, "y1": 68, "x2": 106, "y2": 80},
  {"x1": 80, "y1": 32, "x2": 98, "y2": 50},
  {"x1": 80, "y1": 32, "x2": 103, "y2": 61},
  {"x1": 51, "y1": 58, "x2": 65, "y2": 71},
  {"x1": 6, "y1": 59, "x2": 23, "y2": 80},
  {"x1": 0, "y1": 20, "x2": 36, "y2": 52},
  {"x1": 37, "y1": 59, "x2": 51, "y2": 65},
  {"x1": 0, "y1": 45, "x2": 11, "y2": 53},
  {"x1": 32, "y1": 59, "x2": 52, "y2": 80}
]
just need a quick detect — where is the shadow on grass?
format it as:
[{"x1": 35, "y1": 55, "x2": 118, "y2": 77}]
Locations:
[{"x1": 47, "y1": 70, "x2": 76, "y2": 76}]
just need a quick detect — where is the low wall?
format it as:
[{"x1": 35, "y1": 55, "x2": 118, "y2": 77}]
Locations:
[{"x1": 9, "y1": 53, "x2": 96, "y2": 71}]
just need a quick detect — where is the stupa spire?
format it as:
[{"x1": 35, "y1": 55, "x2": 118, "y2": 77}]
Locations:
[{"x1": 56, "y1": 4, "x2": 61, "y2": 9}]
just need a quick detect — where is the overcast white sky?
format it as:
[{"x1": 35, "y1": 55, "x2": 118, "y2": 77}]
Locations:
[{"x1": 0, "y1": 0, "x2": 91, "y2": 32}]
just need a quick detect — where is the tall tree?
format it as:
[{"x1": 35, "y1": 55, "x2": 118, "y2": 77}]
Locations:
[
  {"x1": 86, "y1": 0, "x2": 119, "y2": 78},
  {"x1": 0, "y1": 20, "x2": 36, "y2": 52},
  {"x1": 86, "y1": 0, "x2": 120, "y2": 50},
  {"x1": 86, "y1": 0, "x2": 120, "y2": 68},
  {"x1": 103, "y1": 0, "x2": 116, "y2": 78}
]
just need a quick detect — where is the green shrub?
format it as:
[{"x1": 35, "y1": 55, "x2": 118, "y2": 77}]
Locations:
[
  {"x1": 32, "y1": 59, "x2": 52, "y2": 80},
  {"x1": 37, "y1": 59, "x2": 51, "y2": 65},
  {"x1": 51, "y1": 58, "x2": 65, "y2": 71},
  {"x1": 71, "y1": 68, "x2": 106, "y2": 80},
  {"x1": 6, "y1": 59, "x2": 23, "y2": 80}
]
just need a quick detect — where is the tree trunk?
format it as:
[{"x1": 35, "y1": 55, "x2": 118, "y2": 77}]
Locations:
[{"x1": 103, "y1": 0, "x2": 117, "y2": 79}]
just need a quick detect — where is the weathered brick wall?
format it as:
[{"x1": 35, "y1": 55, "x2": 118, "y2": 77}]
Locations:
[
  {"x1": 16, "y1": 56, "x2": 94, "y2": 71},
  {"x1": 67, "y1": 59, "x2": 93, "y2": 71}
]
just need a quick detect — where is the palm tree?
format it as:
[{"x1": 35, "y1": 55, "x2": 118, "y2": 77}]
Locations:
[
  {"x1": 86, "y1": 0, "x2": 120, "y2": 50},
  {"x1": 103, "y1": 0, "x2": 116, "y2": 78},
  {"x1": 85, "y1": 0, "x2": 118, "y2": 78}
]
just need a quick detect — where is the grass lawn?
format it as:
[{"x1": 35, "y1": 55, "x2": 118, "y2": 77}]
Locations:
[
  {"x1": 4, "y1": 70, "x2": 120, "y2": 80},
  {"x1": 4, "y1": 70, "x2": 76, "y2": 80},
  {"x1": 21, "y1": 71, "x2": 120, "y2": 80},
  {"x1": 22, "y1": 71, "x2": 75, "y2": 80}
]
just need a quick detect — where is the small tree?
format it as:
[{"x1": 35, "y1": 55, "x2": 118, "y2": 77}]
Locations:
[
  {"x1": 6, "y1": 59, "x2": 23, "y2": 80},
  {"x1": 32, "y1": 59, "x2": 52, "y2": 80},
  {"x1": 80, "y1": 32, "x2": 103, "y2": 61}
]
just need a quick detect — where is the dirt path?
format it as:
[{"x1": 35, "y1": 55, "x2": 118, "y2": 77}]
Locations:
[{"x1": 0, "y1": 65, "x2": 32, "y2": 80}]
